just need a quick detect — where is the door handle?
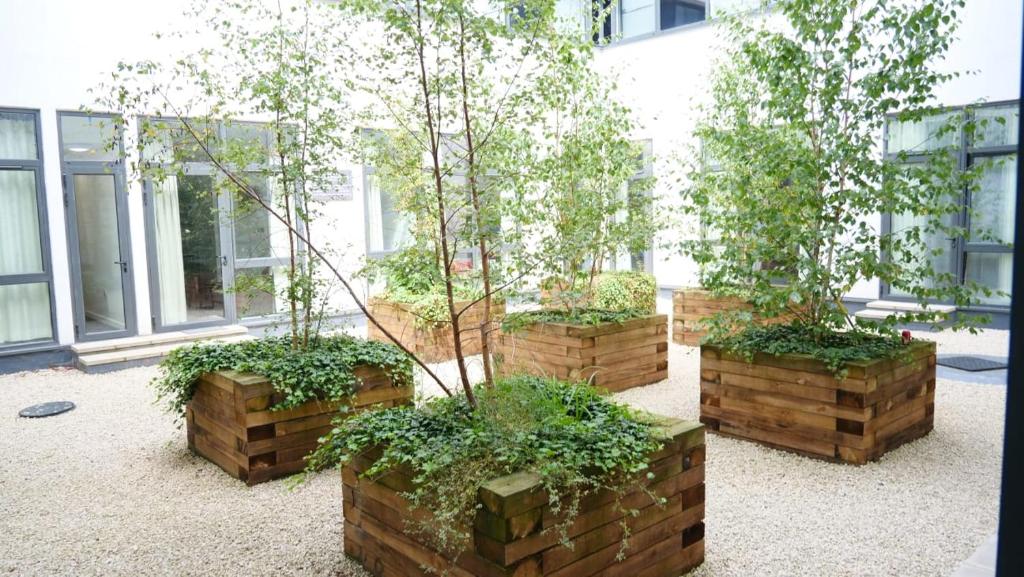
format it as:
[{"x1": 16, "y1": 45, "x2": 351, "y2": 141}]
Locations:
[
  {"x1": 221, "y1": 255, "x2": 228, "y2": 267},
  {"x1": 114, "y1": 260, "x2": 128, "y2": 273}
]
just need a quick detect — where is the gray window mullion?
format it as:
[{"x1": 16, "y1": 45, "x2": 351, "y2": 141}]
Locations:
[{"x1": 0, "y1": 274, "x2": 50, "y2": 286}]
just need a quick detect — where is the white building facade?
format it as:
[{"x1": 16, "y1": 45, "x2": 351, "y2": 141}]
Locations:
[{"x1": 0, "y1": 0, "x2": 1019, "y2": 369}]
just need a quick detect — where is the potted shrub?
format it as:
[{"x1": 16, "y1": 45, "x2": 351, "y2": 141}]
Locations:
[
  {"x1": 307, "y1": 377, "x2": 706, "y2": 577},
  {"x1": 680, "y1": 0, "x2": 990, "y2": 463},
  {"x1": 317, "y1": 0, "x2": 700, "y2": 573},
  {"x1": 364, "y1": 246, "x2": 506, "y2": 362},
  {"x1": 157, "y1": 335, "x2": 414, "y2": 485},
  {"x1": 672, "y1": 287, "x2": 796, "y2": 346},
  {"x1": 496, "y1": 308, "x2": 668, "y2": 392},
  {"x1": 512, "y1": 272, "x2": 666, "y2": 391},
  {"x1": 106, "y1": 2, "x2": 441, "y2": 484}
]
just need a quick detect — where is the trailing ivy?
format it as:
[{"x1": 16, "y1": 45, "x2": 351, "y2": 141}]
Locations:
[
  {"x1": 305, "y1": 376, "x2": 663, "y2": 560},
  {"x1": 716, "y1": 323, "x2": 914, "y2": 376},
  {"x1": 152, "y1": 335, "x2": 414, "y2": 419},
  {"x1": 502, "y1": 307, "x2": 650, "y2": 333}
]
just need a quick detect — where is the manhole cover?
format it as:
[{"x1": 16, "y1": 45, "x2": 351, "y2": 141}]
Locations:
[
  {"x1": 18, "y1": 401, "x2": 76, "y2": 418},
  {"x1": 937, "y1": 356, "x2": 1008, "y2": 372}
]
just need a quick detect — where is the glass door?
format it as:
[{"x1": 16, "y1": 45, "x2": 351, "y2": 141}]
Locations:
[
  {"x1": 146, "y1": 170, "x2": 234, "y2": 330},
  {"x1": 59, "y1": 112, "x2": 136, "y2": 341},
  {"x1": 64, "y1": 169, "x2": 136, "y2": 340}
]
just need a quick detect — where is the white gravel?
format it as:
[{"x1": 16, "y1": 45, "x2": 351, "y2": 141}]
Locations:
[{"x1": 0, "y1": 329, "x2": 1007, "y2": 577}]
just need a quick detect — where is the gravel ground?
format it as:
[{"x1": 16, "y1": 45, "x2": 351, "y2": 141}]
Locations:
[{"x1": 0, "y1": 329, "x2": 1007, "y2": 577}]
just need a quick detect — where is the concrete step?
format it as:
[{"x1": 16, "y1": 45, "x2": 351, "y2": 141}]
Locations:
[
  {"x1": 71, "y1": 325, "x2": 249, "y2": 355},
  {"x1": 76, "y1": 333, "x2": 254, "y2": 371},
  {"x1": 863, "y1": 300, "x2": 957, "y2": 314}
]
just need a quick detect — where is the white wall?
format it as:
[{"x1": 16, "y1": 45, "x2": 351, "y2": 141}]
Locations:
[
  {"x1": 593, "y1": 0, "x2": 1023, "y2": 299},
  {"x1": 0, "y1": 0, "x2": 370, "y2": 344}
]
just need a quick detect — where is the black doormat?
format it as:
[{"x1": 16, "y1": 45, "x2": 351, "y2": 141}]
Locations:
[{"x1": 937, "y1": 356, "x2": 1008, "y2": 372}]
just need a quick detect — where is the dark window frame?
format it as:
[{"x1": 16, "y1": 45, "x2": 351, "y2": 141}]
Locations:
[
  {"x1": 0, "y1": 107, "x2": 58, "y2": 354},
  {"x1": 882, "y1": 99, "x2": 1019, "y2": 311}
]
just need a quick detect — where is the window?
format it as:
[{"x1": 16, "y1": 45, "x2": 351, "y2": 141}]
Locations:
[
  {"x1": 592, "y1": 0, "x2": 770, "y2": 44},
  {"x1": 0, "y1": 109, "x2": 55, "y2": 349},
  {"x1": 364, "y1": 169, "x2": 414, "y2": 256},
  {"x1": 627, "y1": 140, "x2": 655, "y2": 272},
  {"x1": 621, "y1": 0, "x2": 657, "y2": 39},
  {"x1": 142, "y1": 118, "x2": 295, "y2": 326},
  {"x1": 884, "y1": 102, "x2": 1018, "y2": 308},
  {"x1": 660, "y1": 0, "x2": 706, "y2": 30}
]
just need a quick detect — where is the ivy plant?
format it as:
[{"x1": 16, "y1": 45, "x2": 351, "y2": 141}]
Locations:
[
  {"x1": 305, "y1": 376, "x2": 663, "y2": 562},
  {"x1": 153, "y1": 335, "x2": 414, "y2": 420}
]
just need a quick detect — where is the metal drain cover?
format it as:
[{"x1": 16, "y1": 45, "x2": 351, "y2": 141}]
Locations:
[
  {"x1": 937, "y1": 356, "x2": 1008, "y2": 372},
  {"x1": 19, "y1": 401, "x2": 76, "y2": 418}
]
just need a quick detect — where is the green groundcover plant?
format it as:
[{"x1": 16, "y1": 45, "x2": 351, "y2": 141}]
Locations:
[
  {"x1": 153, "y1": 335, "x2": 414, "y2": 419},
  {"x1": 305, "y1": 375, "x2": 664, "y2": 560},
  {"x1": 502, "y1": 308, "x2": 651, "y2": 332},
  {"x1": 716, "y1": 323, "x2": 913, "y2": 376}
]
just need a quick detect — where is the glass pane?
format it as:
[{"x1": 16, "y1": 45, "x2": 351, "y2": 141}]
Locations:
[
  {"x1": 73, "y1": 175, "x2": 127, "y2": 334},
  {"x1": 660, "y1": 0, "x2": 706, "y2": 30},
  {"x1": 366, "y1": 175, "x2": 413, "y2": 253},
  {"x1": 965, "y1": 253, "x2": 1012, "y2": 306},
  {"x1": 973, "y1": 105, "x2": 1019, "y2": 148},
  {"x1": 153, "y1": 174, "x2": 225, "y2": 325},
  {"x1": 233, "y1": 176, "x2": 289, "y2": 260},
  {"x1": 141, "y1": 118, "x2": 217, "y2": 164},
  {"x1": 621, "y1": 0, "x2": 655, "y2": 38},
  {"x1": 0, "y1": 170, "x2": 44, "y2": 276},
  {"x1": 223, "y1": 122, "x2": 271, "y2": 165},
  {"x1": 887, "y1": 111, "x2": 960, "y2": 154},
  {"x1": 0, "y1": 111, "x2": 38, "y2": 160},
  {"x1": 235, "y1": 266, "x2": 285, "y2": 318},
  {"x1": 970, "y1": 155, "x2": 1017, "y2": 244},
  {"x1": 60, "y1": 115, "x2": 118, "y2": 162},
  {"x1": 0, "y1": 282, "x2": 52, "y2": 344},
  {"x1": 887, "y1": 211, "x2": 955, "y2": 298}
]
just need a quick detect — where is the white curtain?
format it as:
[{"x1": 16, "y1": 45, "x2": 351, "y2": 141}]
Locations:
[
  {"x1": 888, "y1": 112, "x2": 958, "y2": 153},
  {"x1": 154, "y1": 177, "x2": 188, "y2": 325},
  {"x1": 0, "y1": 170, "x2": 51, "y2": 344},
  {"x1": 366, "y1": 175, "x2": 384, "y2": 252},
  {"x1": 0, "y1": 113, "x2": 36, "y2": 159}
]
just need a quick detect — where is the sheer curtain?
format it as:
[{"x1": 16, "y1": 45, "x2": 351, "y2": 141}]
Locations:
[
  {"x1": 0, "y1": 113, "x2": 37, "y2": 158},
  {"x1": 366, "y1": 175, "x2": 384, "y2": 253},
  {"x1": 0, "y1": 170, "x2": 51, "y2": 344},
  {"x1": 154, "y1": 177, "x2": 188, "y2": 325}
]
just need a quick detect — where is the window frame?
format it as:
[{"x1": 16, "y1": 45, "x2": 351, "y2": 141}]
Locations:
[
  {"x1": 881, "y1": 99, "x2": 1019, "y2": 311},
  {"x1": 0, "y1": 107, "x2": 58, "y2": 354},
  {"x1": 140, "y1": 116, "x2": 302, "y2": 328}
]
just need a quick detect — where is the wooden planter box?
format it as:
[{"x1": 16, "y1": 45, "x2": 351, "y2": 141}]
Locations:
[
  {"x1": 494, "y1": 314, "x2": 669, "y2": 392},
  {"x1": 699, "y1": 340, "x2": 936, "y2": 464},
  {"x1": 342, "y1": 418, "x2": 706, "y2": 577},
  {"x1": 672, "y1": 288, "x2": 793, "y2": 346},
  {"x1": 369, "y1": 297, "x2": 506, "y2": 363},
  {"x1": 185, "y1": 367, "x2": 413, "y2": 485}
]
